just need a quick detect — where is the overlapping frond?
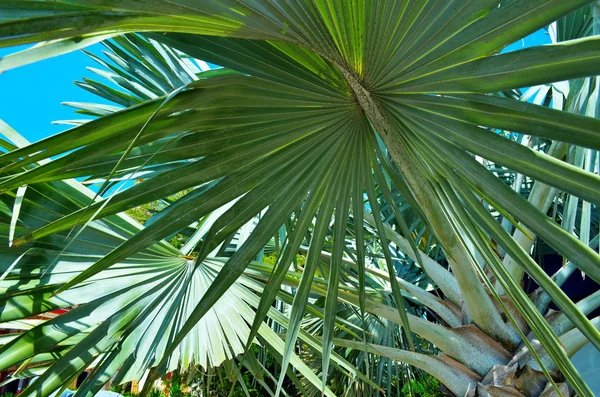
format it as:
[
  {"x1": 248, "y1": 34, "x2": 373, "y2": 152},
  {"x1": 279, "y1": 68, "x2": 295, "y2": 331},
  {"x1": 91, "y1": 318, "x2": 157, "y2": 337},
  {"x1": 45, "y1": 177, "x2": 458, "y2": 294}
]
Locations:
[{"x1": 1, "y1": 1, "x2": 600, "y2": 396}]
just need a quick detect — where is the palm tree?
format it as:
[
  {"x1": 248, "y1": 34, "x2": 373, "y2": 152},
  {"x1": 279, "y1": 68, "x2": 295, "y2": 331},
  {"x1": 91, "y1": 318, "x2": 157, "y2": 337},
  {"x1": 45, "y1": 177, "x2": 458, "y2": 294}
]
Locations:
[{"x1": 1, "y1": 1, "x2": 600, "y2": 396}]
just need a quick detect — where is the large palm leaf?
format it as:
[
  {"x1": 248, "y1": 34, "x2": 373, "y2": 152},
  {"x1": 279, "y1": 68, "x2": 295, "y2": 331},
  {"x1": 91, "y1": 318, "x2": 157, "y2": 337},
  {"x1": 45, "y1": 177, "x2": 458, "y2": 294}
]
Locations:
[
  {"x1": 1, "y1": 1, "x2": 600, "y2": 396},
  {"x1": 0, "y1": 130, "x2": 381, "y2": 396}
]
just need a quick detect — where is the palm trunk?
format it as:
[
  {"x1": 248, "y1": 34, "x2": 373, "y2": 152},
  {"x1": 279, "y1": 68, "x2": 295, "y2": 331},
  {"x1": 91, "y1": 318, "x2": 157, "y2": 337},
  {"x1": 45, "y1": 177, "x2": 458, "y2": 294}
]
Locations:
[{"x1": 336, "y1": 64, "x2": 517, "y2": 346}]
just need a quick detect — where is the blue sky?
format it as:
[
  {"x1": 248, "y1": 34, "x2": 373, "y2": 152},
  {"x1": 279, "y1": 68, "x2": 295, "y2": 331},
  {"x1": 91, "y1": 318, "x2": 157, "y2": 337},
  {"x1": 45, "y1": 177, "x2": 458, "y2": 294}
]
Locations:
[
  {"x1": 0, "y1": 30, "x2": 551, "y2": 144},
  {"x1": 0, "y1": 44, "x2": 110, "y2": 143}
]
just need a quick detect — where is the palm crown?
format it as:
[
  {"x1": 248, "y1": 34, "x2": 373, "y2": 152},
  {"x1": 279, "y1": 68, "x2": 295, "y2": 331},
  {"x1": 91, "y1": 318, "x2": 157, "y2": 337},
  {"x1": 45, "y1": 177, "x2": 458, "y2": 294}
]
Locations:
[{"x1": 1, "y1": 1, "x2": 600, "y2": 396}]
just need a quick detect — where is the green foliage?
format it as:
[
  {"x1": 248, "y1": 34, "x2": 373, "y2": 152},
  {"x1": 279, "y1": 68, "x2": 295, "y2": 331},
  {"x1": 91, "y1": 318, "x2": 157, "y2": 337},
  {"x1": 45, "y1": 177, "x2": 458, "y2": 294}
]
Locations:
[
  {"x1": 168, "y1": 382, "x2": 181, "y2": 397},
  {"x1": 401, "y1": 376, "x2": 443, "y2": 397},
  {"x1": 148, "y1": 389, "x2": 164, "y2": 397},
  {"x1": 263, "y1": 252, "x2": 306, "y2": 267},
  {"x1": 186, "y1": 366, "x2": 263, "y2": 397},
  {"x1": 109, "y1": 381, "x2": 139, "y2": 397},
  {"x1": 2, "y1": 2, "x2": 600, "y2": 397},
  {"x1": 262, "y1": 252, "x2": 277, "y2": 265},
  {"x1": 205, "y1": 373, "x2": 260, "y2": 397},
  {"x1": 125, "y1": 188, "x2": 192, "y2": 248}
]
